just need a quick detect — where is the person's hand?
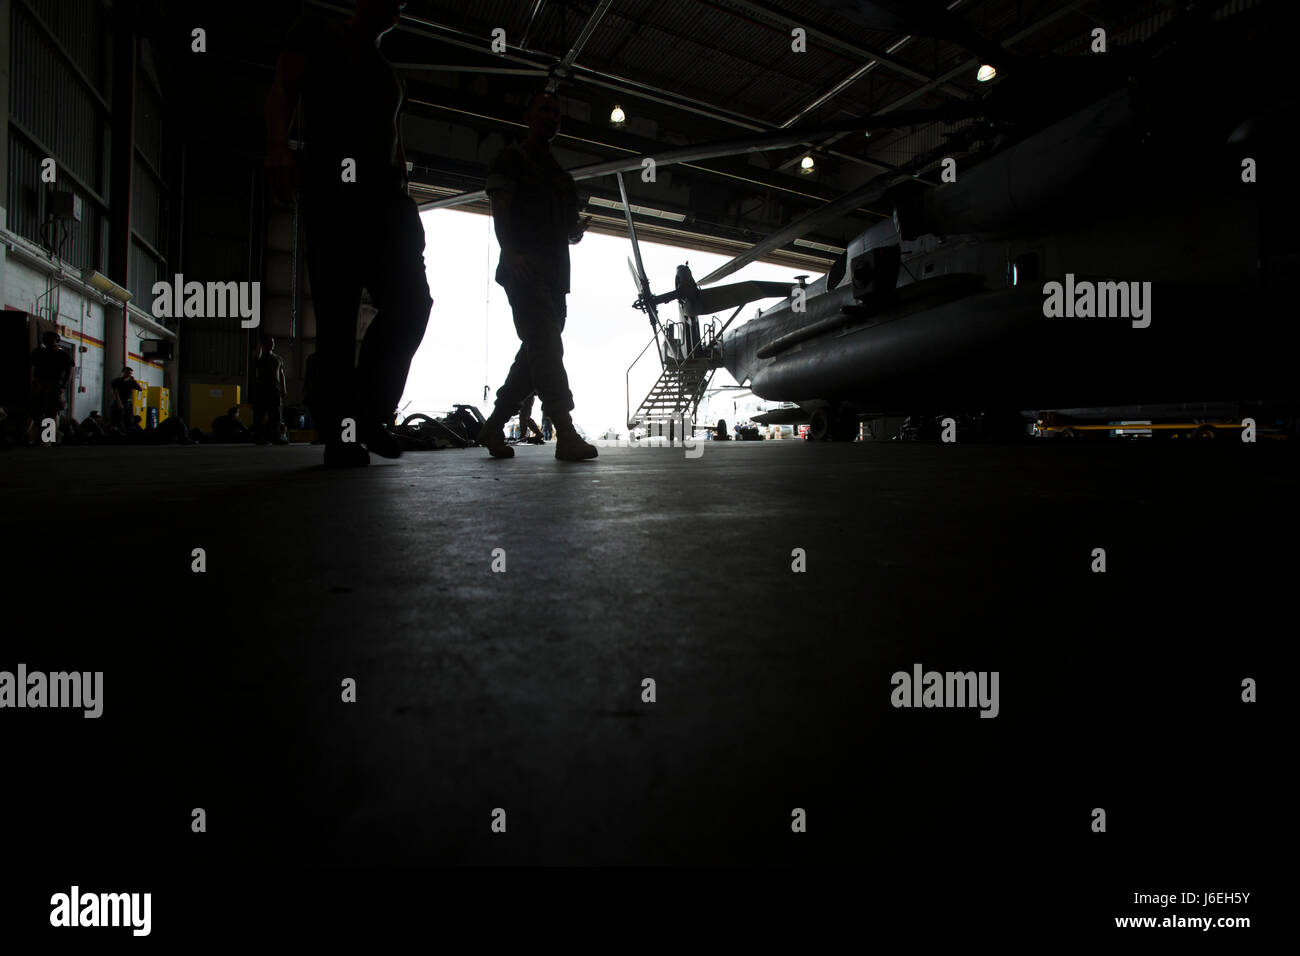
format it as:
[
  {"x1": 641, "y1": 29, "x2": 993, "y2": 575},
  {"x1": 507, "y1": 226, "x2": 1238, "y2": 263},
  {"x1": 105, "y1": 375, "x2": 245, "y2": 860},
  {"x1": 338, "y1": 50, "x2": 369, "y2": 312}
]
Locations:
[
  {"x1": 504, "y1": 251, "x2": 542, "y2": 285},
  {"x1": 568, "y1": 215, "x2": 591, "y2": 245},
  {"x1": 266, "y1": 142, "x2": 297, "y2": 206}
]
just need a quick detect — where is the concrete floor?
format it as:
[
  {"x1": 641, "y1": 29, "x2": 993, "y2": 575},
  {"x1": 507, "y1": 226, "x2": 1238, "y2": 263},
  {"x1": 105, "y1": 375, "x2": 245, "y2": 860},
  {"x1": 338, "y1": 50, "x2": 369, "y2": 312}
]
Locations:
[{"x1": 2, "y1": 439, "x2": 1285, "y2": 911}]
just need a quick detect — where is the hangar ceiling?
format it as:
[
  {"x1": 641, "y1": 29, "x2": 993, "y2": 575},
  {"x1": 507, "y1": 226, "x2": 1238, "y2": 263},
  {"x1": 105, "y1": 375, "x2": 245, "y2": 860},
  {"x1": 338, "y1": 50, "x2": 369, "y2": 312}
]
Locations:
[
  {"x1": 328, "y1": 0, "x2": 1252, "y2": 273},
  {"x1": 148, "y1": 0, "x2": 1274, "y2": 280}
]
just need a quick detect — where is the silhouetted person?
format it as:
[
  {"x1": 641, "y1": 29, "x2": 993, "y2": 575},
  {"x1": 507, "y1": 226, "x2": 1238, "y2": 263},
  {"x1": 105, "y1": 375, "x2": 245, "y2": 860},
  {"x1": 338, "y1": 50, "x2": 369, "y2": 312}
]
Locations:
[
  {"x1": 28, "y1": 331, "x2": 73, "y2": 441},
  {"x1": 478, "y1": 90, "x2": 597, "y2": 462},
  {"x1": 122, "y1": 413, "x2": 146, "y2": 444},
  {"x1": 80, "y1": 410, "x2": 108, "y2": 442},
  {"x1": 266, "y1": 0, "x2": 432, "y2": 467},
  {"x1": 149, "y1": 415, "x2": 195, "y2": 445},
  {"x1": 252, "y1": 333, "x2": 289, "y2": 444},
  {"x1": 212, "y1": 407, "x2": 254, "y2": 443},
  {"x1": 109, "y1": 366, "x2": 144, "y2": 430},
  {"x1": 517, "y1": 393, "x2": 543, "y2": 442}
]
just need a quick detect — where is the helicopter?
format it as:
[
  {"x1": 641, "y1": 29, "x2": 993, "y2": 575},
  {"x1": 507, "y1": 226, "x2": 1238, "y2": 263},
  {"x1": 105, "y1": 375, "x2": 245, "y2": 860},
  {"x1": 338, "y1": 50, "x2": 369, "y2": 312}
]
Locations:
[
  {"x1": 422, "y1": 1, "x2": 1298, "y2": 441},
  {"x1": 624, "y1": 1, "x2": 1297, "y2": 440}
]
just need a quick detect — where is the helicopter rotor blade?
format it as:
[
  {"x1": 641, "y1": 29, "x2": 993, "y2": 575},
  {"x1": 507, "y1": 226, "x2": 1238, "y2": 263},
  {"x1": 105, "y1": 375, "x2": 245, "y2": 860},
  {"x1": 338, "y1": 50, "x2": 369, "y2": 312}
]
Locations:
[
  {"x1": 391, "y1": 63, "x2": 549, "y2": 77},
  {"x1": 626, "y1": 256, "x2": 644, "y2": 297},
  {"x1": 802, "y1": 1, "x2": 1025, "y2": 72},
  {"x1": 691, "y1": 280, "x2": 797, "y2": 316},
  {"x1": 617, "y1": 171, "x2": 659, "y2": 329},
  {"x1": 577, "y1": 108, "x2": 966, "y2": 180},
  {"x1": 698, "y1": 130, "x2": 973, "y2": 286},
  {"x1": 697, "y1": 172, "x2": 910, "y2": 286}
]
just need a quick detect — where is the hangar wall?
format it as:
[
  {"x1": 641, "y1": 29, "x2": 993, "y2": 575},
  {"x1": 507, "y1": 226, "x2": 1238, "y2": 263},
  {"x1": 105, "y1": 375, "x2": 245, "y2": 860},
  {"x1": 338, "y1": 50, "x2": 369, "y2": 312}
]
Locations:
[
  {"x1": 1, "y1": 225, "x2": 169, "y2": 419},
  {"x1": 1, "y1": 0, "x2": 178, "y2": 429}
]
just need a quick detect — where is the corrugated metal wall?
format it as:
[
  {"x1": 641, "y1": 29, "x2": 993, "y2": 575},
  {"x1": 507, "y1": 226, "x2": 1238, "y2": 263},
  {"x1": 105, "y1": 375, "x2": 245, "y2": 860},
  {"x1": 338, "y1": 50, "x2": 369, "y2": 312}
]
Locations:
[
  {"x1": 8, "y1": 1, "x2": 172, "y2": 302},
  {"x1": 131, "y1": 69, "x2": 166, "y2": 298},
  {"x1": 7, "y1": 0, "x2": 111, "y2": 273},
  {"x1": 5, "y1": 137, "x2": 42, "y2": 245},
  {"x1": 180, "y1": 149, "x2": 257, "y2": 380},
  {"x1": 9, "y1": 3, "x2": 107, "y2": 192},
  {"x1": 23, "y1": 0, "x2": 107, "y2": 93}
]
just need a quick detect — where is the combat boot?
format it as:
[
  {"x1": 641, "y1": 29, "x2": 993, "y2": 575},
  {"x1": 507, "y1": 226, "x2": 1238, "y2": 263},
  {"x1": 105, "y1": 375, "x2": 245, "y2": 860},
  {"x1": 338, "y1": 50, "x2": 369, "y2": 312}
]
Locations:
[
  {"x1": 478, "y1": 411, "x2": 514, "y2": 459},
  {"x1": 555, "y1": 425, "x2": 597, "y2": 461}
]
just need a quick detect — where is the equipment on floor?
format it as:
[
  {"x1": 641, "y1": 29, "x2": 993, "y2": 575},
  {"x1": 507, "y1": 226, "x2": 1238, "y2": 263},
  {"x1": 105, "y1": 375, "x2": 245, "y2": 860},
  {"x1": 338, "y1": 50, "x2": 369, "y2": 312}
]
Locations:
[{"x1": 393, "y1": 404, "x2": 487, "y2": 450}]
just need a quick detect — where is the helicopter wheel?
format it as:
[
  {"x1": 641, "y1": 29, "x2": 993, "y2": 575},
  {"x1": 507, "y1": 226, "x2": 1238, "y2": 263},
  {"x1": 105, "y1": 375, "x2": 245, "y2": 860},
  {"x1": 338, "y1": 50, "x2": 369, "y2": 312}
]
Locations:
[{"x1": 807, "y1": 408, "x2": 831, "y2": 441}]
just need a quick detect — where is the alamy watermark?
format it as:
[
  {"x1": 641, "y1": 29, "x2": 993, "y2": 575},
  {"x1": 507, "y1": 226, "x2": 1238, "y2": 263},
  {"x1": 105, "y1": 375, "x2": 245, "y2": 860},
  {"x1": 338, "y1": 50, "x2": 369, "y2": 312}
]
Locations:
[
  {"x1": 0, "y1": 664, "x2": 102, "y2": 718},
  {"x1": 1042, "y1": 273, "x2": 1151, "y2": 328},
  {"x1": 602, "y1": 414, "x2": 703, "y2": 458},
  {"x1": 50, "y1": 886, "x2": 150, "y2": 936},
  {"x1": 151, "y1": 274, "x2": 260, "y2": 328},
  {"x1": 890, "y1": 663, "x2": 999, "y2": 718}
]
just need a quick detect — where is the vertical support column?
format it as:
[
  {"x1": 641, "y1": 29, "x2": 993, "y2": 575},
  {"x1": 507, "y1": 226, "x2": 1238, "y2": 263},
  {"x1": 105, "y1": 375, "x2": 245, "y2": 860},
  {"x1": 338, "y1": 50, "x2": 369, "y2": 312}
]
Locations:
[
  {"x1": 0, "y1": 0, "x2": 13, "y2": 302},
  {"x1": 105, "y1": 0, "x2": 136, "y2": 411},
  {"x1": 166, "y1": 130, "x2": 186, "y2": 415}
]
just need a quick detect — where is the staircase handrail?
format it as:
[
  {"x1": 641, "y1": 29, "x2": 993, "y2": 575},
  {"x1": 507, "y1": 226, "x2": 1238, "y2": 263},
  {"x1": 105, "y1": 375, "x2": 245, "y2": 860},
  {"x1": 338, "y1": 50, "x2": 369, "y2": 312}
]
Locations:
[{"x1": 626, "y1": 325, "x2": 669, "y2": 430}]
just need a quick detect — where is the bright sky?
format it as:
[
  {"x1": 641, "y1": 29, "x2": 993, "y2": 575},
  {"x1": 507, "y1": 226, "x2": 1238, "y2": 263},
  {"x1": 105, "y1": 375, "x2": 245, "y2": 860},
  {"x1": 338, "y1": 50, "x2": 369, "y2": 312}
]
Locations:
[{"x1": 402, "y1": 207, "x2": 814, "y2": 438}]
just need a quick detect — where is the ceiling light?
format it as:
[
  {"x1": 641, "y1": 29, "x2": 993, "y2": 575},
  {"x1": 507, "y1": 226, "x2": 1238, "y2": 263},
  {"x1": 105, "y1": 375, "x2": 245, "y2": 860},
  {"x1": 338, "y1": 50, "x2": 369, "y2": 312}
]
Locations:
[
  {"x1": 800, "y1": 155, "x2": 815, "y2": 171},
  {"x1": 976, "y1": 64, "x2": 996, "y2": 82},
  {"x1": 610, "y1": 105, "x2": 626, "y2": 125}
]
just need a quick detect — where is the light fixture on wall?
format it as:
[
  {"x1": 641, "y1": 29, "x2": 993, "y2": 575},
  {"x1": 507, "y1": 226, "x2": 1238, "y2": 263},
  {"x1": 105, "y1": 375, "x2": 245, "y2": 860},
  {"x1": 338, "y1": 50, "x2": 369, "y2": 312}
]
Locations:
[{"x1": 81, "y1": 269, "x2": 132, "y2": 303}]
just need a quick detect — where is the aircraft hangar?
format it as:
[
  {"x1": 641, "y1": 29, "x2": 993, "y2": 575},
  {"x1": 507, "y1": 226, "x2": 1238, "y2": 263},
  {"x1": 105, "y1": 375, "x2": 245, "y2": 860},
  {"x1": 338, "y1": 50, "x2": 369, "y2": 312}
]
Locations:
[{"x1": 1, "y1": 0, "x2": 1289, "y2": 938}]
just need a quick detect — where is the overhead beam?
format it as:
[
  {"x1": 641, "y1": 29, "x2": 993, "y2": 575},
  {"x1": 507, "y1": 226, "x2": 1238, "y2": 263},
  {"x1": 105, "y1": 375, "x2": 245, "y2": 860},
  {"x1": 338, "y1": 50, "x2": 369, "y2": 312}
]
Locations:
[
  {"x1": 794, "y1": 0, "x2": 1096, "y2": 166},
  {"x1": 307, "y1": 0, "x2": 770, "y2": 131},
  {"x1": 879, "y1": 0, "x2": 1095, "y2": 115},
  {"x1": 310, "y1": 0, "x2": 889, "y2": 175},
  {"x1": 774, "y1": 0, "x2": 971, "y2": 173},
  {"x1": 708, "y1": 0, "x2": 971, "y2": 101},
  {"x1": 556, "y1": 0, "x2": 614, "y2": 74},
  {"x1": 402, "y1": 87, "x2": 863, "y2": 208},
  {"x1": 519, "y1": 0, "x2": 547, "y2": 48}
]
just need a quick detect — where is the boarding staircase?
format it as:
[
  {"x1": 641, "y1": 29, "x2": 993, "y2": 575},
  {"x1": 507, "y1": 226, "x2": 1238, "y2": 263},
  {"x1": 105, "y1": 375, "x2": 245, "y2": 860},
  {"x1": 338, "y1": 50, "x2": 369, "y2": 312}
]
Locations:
[{"x1": 627, "y1": 317, "x2": 723, "y2": 433}]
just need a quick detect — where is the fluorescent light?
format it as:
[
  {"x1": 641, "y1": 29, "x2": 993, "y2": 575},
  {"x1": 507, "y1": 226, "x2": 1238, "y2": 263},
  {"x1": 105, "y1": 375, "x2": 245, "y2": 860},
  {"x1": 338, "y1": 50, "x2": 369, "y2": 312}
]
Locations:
[
  {"x1": 793, "y1": 238, "x2": 846, "y2": 254},
  {"x1": 81, "y1": 269, "x2": 132, "y2": 303},
  {"x1": 586, "y1": 195, "x2": 686, "y2": 222}
]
